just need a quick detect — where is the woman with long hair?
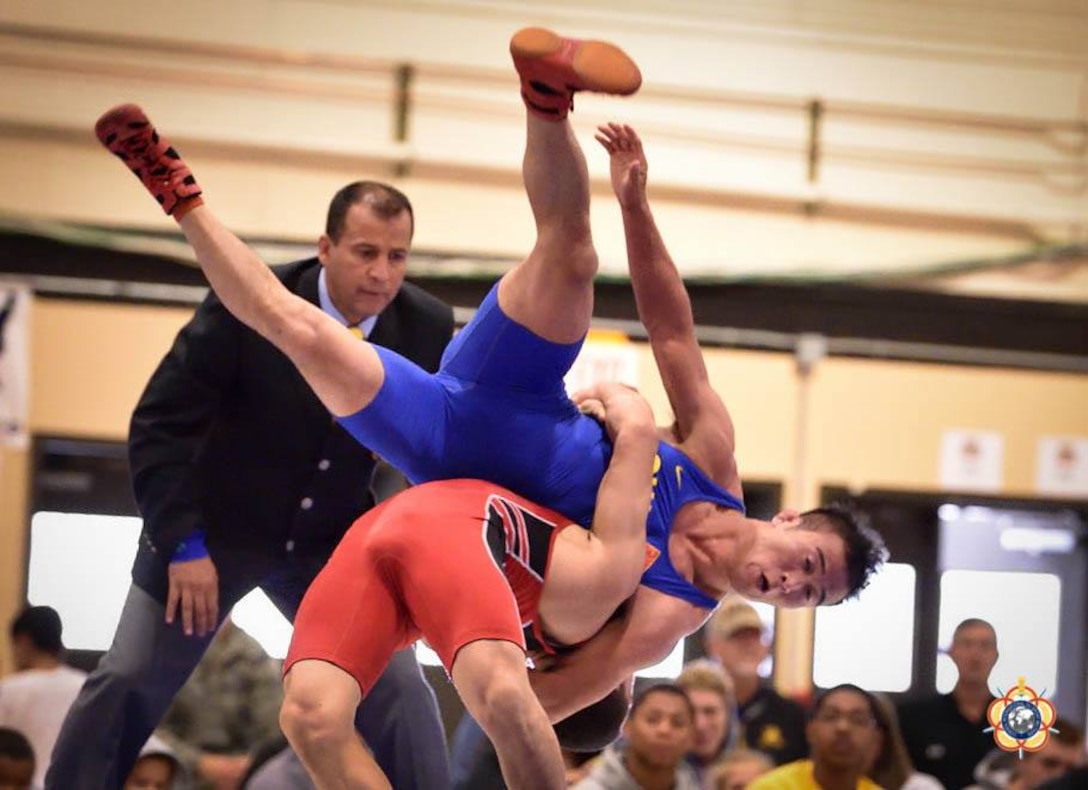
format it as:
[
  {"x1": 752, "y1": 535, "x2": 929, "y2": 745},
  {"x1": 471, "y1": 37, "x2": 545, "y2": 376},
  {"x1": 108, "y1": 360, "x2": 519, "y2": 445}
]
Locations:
[{"x1": 868, "y1": 693, "x2": 945, "y2": 790}]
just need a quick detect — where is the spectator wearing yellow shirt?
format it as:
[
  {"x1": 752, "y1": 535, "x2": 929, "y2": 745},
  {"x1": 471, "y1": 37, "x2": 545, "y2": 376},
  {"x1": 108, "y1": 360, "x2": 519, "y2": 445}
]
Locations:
[{"x1": 749, "y1": 684, "x2": 884, "y2": 790}]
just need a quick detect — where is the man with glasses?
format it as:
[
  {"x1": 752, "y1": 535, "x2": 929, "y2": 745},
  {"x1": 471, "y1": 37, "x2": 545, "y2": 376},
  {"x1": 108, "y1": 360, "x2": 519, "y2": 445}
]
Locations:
[{"x1": 748, "y1": 684, "x2": 883, "y2": 790}]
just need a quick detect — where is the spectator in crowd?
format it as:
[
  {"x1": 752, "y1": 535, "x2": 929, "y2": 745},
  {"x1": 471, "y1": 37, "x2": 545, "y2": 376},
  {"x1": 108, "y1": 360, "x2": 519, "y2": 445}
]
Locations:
[
  {"x1": 707, "y1": 749, "x2": 775, "y2": 790},
  {"x1": 572, "y1": 683, "x2": 700, "y2": 790},
  {"x1": 155, "y1": 618, "x2": 283, "y2": 790},
  {"x1": 676, "y1": 659, "x2": 740, "y2": 783},
  {"x1": 1009, "y1": 718, "x2": 1085, "y2": 790},
  {"x1": 968, "y1": 718, "x2": 1084, "y2": 790},
  {"x1": 967, "y1": 750, "x2": 1016, "y2": 790},
  {"x1": 0, "y1": 606, "x2": 85, "y2": 788},
  {"x1": 749, "y1": 684, "x2": 883, "y2": 790},
  {"x1": 898, "y1": 618, "x2": 999, "y2": 789},
  {"x1": 125, "y1": 735, "x2": 183, "y2": 790},
  {"x1": 704, "y1": 597, "x2": 808, "y2": 764},
  {"x1": 868, "y1": 692, "x2": 944, "y2": 789},
  {"x1": 0, "y1": 727, "x2": 35, "y2": 790},
  {"x1": 1036, "y1": 766, "x2": 1088, "y2": 790}
]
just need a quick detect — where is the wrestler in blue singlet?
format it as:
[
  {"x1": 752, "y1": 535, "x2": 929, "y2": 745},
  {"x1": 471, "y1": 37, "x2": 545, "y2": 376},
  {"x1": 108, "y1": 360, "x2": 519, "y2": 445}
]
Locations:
[
  {"x1": 339, "y1": 283, "x2": 741, "y2": 608},
  {"x1": 644, "y1": 442, "x2": 744, "y2": 609}
]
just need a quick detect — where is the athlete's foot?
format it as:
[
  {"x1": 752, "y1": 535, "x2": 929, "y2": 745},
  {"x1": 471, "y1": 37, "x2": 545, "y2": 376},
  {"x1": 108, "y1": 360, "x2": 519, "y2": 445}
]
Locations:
[
  {"x1": 510, "y1": 27, "x2": 642, "y2": 121},
  {"x1": 95, "y1": 104, "x2": 203, "y2": 218}
]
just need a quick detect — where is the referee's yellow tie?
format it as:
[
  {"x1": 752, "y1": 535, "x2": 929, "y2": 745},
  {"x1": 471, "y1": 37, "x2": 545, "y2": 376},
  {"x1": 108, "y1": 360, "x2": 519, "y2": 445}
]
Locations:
[{"x1": 347, "y1": 325, "x2": 364, "y2": 340}]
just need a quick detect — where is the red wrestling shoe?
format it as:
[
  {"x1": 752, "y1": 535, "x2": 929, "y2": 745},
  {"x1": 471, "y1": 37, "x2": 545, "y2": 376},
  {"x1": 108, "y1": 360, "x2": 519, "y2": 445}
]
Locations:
[
  {"x1": 509, "y1": 27, "x2": 642, "y2": 121},
  {"x1": 95, "y1": 104, "x2": 203, "y2": 216}
]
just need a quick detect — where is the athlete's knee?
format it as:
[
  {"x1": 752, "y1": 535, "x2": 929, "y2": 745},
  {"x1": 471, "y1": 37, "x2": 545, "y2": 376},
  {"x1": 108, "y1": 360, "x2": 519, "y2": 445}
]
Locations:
[
  {"x1": 535, "y1": 230, "x2": 598, "y2": 282},
  {"x1": 473, "y1": 668, "x2": 539, "y2": 732},
  {"x1": 280, "y1": 686, "x2": 354, "y2": 756}
]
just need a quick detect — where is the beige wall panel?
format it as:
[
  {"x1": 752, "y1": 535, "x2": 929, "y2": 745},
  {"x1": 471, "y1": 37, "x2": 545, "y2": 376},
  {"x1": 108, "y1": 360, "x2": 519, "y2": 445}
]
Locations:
[
  {"x1": 0, "y1": 446, "x2": 30, "y2": 674},
  {"x1": 30, "y1": 300, "x2": 192, "y2": 438},
  {"x1": 806, "y1": 358, "x2": 1088, "y2": 496},
  {"x1": 634, "y1": 344, "x2": 800, "y2": 483}
]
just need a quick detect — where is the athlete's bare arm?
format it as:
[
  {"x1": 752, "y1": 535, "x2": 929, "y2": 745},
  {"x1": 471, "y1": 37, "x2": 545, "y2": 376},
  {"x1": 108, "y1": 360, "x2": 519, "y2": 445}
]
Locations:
[
  {"x1": 530, "y1": 586, "x2": 709, "y2": 723},
  {"x1": 595, "y1": 124, "x2": 737, "y2": 484},
  {"x1": 537, "y1": 382, "x2": 657, "y2": 645}
]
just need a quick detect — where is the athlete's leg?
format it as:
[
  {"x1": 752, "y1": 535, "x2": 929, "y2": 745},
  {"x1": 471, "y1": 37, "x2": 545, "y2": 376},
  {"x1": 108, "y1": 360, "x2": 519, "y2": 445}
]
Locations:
[
  {"x1": 280, "y1": 660, "x2": 389, "y2": 790},
  {"x1": 280, "y1": 507, "x2": 411, "y2": 789},
  {"x1": 451, "y1": 640, "x2": 565, "y2": 790},
  {"x1": 496, "y1": 29, "x2": 641, "y2": 345},
  {"x1": 95, "y1": 104, "x2": 395, "y2": 418}
]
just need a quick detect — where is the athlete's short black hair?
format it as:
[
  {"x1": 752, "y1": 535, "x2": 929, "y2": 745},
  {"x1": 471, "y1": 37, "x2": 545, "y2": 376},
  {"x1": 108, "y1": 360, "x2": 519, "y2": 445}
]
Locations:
[
  {"x1": 553, "y1": 684, "x2": 630, "y2": 752},
  {"x1": 800, "y1": 504, "x2": 887, "y2": 603}
]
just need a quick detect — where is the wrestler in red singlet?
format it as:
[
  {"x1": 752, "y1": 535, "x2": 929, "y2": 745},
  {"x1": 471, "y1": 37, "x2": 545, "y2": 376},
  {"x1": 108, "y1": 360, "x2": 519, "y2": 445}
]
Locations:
[{"x1": 286, "y1": 479, "x2": 576, "y2": 695}]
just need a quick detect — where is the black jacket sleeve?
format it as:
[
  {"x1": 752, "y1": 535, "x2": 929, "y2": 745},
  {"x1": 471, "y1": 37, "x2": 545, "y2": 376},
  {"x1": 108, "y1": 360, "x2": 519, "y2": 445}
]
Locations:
[{"x1": 128, "y1": 291, "x2": 240, "y2": 557}]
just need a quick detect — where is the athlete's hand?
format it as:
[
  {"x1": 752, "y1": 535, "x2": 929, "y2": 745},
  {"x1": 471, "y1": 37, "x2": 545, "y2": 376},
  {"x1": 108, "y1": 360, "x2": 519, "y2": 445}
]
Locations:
[
  {"x1": 595, "y1": 123, "x2": 648, "y2": 209},
  {"x1": 573, "y1": 382, "x2": 655, "y2": 443},
  {"x1": 166, "y1": 555, "x2": 219, "y2": 637},
  {"x1": 576, "y1": 397, "x2": 607, "y2": 423}
]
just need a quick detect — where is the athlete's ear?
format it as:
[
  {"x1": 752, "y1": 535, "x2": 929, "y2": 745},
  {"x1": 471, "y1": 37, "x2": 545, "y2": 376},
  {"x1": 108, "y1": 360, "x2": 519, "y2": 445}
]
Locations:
[{"x1": 771, "y1": 509, "x2": 801, "y2": 528}]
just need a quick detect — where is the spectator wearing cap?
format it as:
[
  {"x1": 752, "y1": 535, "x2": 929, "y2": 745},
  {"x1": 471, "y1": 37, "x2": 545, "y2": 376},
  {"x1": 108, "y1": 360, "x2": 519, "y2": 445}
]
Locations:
[
  {"x1": 704, "y1": 597, "x2": 808, "y2": 764},
  {"x1": 0, "y1": 606, "x2": 86, "y2": 788},
  {"x1": 748, "y1": 684, "x2": 883, "y2": 790}
]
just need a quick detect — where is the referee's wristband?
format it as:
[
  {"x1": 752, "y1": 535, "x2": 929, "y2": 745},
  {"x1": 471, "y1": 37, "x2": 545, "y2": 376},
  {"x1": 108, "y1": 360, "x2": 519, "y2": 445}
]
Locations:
[{"x1": 172, "y1": 530, "x2": 209, "y2": 562}]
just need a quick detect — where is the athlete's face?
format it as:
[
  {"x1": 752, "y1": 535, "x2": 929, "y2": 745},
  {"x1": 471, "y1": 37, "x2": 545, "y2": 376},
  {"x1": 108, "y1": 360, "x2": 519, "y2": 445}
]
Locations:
[
  {"x1": 318, "y1": 201, "x2": 412, "y2": 326},
  {"x1": 734, "y1": 512, "x2": 850, "y2": 608}
]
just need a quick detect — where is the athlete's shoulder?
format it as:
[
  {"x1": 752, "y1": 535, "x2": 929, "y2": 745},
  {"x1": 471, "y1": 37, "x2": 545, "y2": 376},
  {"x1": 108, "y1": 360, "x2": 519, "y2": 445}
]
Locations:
[{"x1": 674, "y1": 428, "x2": 740, "y2": 495}]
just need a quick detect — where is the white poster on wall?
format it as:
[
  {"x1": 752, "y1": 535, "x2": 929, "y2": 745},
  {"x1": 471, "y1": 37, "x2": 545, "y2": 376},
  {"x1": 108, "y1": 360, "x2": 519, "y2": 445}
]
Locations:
[
  {"x1": 939, "y1": 430, "x2": 1003, "y2": 492},
  {"x1": 0, "y1": 281, "x2": 30, "y2": 449},
  {"x1": 1036, "y1": 437, "x2": 1088, "y2": 496},
  {"x1": 563, "y1": 329, "x2": 640, "y2": 396}
]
